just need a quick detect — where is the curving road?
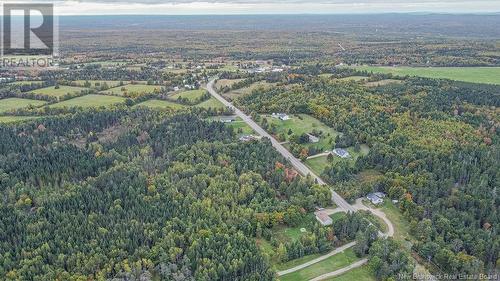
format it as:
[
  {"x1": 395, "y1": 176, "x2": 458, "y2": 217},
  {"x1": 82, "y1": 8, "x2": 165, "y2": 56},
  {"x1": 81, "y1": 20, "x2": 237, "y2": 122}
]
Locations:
[
  {"x1": 206, "y1": 79, "x2": 356, "y2": 212},
  {"x1": 276, "y1": 241, "x2": 357, "y2": 276}
]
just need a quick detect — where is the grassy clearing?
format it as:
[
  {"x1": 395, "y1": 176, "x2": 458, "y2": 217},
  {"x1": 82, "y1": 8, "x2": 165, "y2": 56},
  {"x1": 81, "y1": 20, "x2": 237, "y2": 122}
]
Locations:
[
  {"x1": 264, "y1": 114, "x2": 341, "y2": 150},
  {"x1": 9, "y1": 81, "x2": 44, "y2": 86},
  {"x1": 329, "y1": 212, "x2": 348, "y2": 223},
  {"x1": 224, "y1": 81, "x2": 276, "y2": 100},
  {"x1": 29, "y1": 86, "x2": 86, "y2": 98},
  {"x1": 0, "y1": 98, "x2": 47, "y2": 113},
  {"x1": 305, "y1": 145, "x2": 370, "y2": 175},
  {"x1": 354, "y1": 66, "x2": 500, "y2": 85},
  {"x1": 279, "y1": 248, "x2": 360, "y2": 281},
  {"x1": 49, "y1": 94, "x2": 126, "y2": 109},
  {"x1": 364, "y1": 79, "x2": 403, "y2": 87},
  {"x1": 215, "y1": 79, "x2": 244, "y2": 90},
  {"x1": 100, "y1": 84, "x2": 163, "y2": 96},
  {"x1": 276, "y1": 253, "x2": 324, "y2": 271},
  {"x1": 379, "y1": 201, "x2": 411, "y2": 243},
  {"x1": 227, "y1": 119, "x2": 254, "y2": 136},
  {"x1": 72, "y1": 80, "x2": 126, "y2": 88},
  {"x1": 194, "y1": 97, "x2": 226, "y2": 109},
  {"x1": 134, "y1": 99, "x2": 186, "y2": 110},
  {"x1": 324, "y1": 265, "x2": 375, "y2": 281},
  {"x1": 170, "y1": 89, "x2": 206, "y2": 102},
  {"x1": 338, "y1": 76, "x2": 368, "y2": 82},
  {"x1": 0, "y1": 116, "x2": 41, "y2": 123}
]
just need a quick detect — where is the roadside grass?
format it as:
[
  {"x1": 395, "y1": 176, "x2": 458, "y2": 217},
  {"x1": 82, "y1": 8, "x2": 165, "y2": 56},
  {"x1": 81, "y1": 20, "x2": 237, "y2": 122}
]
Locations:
[
  {"x1": 323, "y1": 265, "x2": 375, "y2": 281},
  {"x1": 0, "y1": 116, "x2": 41, "y2": 123},
  {"x1": 29, "y1": 86, "x2": 86, "y2": 98},
  {"x1": 226, "y1": 119, "x2": 254, "y2": 136},
  {"x1": 278, "y1": 248, "x2": 360, "y2": 281},
  {"x1": 329, "y1": 212, "x2": 348, "y2": 223},
  {"x1": 354, "y1": 66, "x2": 500, "y2": 85},
  {"x1": 49, "y1": 94, "x2": 126, "y2": 108},
  {"x1": 276, "y1": 253, "x2": 323, "y2": 271},
  {"x1": 100, "y1": 84, "x2": 163, "y2": 96},
  {"x1": 134, "y1": 99, "x2": 186, "y2": 110},
  {"x1": 194, "y1": 97, "x2": 226, "y2": 109},
  {"x1": 170, "y1": 89, "x2": 206, "y2": 103},
  {"x1": 0, "y1": 98, "x2": 47, "y2": 113}
]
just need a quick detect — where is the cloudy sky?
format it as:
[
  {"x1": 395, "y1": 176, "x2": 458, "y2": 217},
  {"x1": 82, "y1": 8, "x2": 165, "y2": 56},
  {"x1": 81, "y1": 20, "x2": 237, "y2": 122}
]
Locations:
[{"x1": 2, "y1": 0, "x2": 500, "y2": 15}]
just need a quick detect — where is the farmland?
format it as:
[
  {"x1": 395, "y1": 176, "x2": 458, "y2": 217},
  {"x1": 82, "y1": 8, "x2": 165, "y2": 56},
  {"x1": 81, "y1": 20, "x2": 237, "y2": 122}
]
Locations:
[
  {"x1": 170, "y1": 89, "x2": 207, "y2": 103},
  {"x1": 29, "y1": 86, "x2": 86, "y2": 98},
  {"x1": 354, "y1": 66, "x2": 500, "y2": 85},
  {"x1": 49, "y1": 94, "x2": 126, "y2": 108},
  {"x1": 194, "y1": 97, "x2": 226, "y2": 109},
  {"x1": 100, "y1": 84, "x2": 163, "y2": 96},
  {"x1": 0, "y1": 98, "x2": 47, "y2": 113},
  {"x1": 134, "y1": 99, "x2": 186, "y2": 110},
  {"x1": 71, "y1": 80, "x2": 126, "y2": 88}
]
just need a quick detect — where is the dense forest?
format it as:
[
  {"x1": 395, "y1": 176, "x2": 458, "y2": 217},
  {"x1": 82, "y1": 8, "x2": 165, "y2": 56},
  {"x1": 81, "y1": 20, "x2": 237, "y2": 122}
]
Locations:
[
  {"x1": 236, "y1": 73, "x2": 499, "y2": 275},
  {"x1": 0, "y1": 108, "x2": 336, "y2": 280}
]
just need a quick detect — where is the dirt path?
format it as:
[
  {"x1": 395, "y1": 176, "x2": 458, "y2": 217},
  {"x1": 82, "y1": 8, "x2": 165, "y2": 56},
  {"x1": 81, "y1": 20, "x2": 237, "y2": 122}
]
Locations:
[{"x1": 353, "y1": 198, "x2": 395, "y2": 237}]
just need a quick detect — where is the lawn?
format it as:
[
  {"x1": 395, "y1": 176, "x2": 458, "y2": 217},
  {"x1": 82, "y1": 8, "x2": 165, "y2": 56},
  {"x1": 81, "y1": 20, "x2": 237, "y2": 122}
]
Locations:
[
  {"x1": 0, "y1": 98, "x2": 47, "y2": 113},
  {"x1": 324, "y1": 265, "x2": 375, "y2": 281},
  {"x1": 49, "y1": 94, "x2": 126, "y2": 108},
  {"x1": 379, "y1": 201, "x2": 412, "y2": 243},
  {"x1": 226, "y1": 119, "x2": 254, "y2": 136},
  {"x1": 305, "y1": 145, "x2": 370, "y2": 175},
  {"x1": 0, "y1": 116, "x2": 41, "y2": 123},
  {"x1": 134, "y1": 99, "x2": 186, "y2": 110},
  {"x1": 279, "y1": 248, "x2": 360, "y2": 281},
  {"x1": 354, "y1": 66, "x2": 500, "y2": 85},
  {"x1": 170, "y1": 89, "x2": 207, "y2": 103},
  {"x1": 276, "y1": 253, "x2": 323, "y2": 271},
  {"x1": 194, "y1": 97, "x2": 226, "y2": 109},
  {"x1": 264, "y1": 114, "x2": 341, "y2": 150},
  {"x1": 100, "y1": 84, "x2": 163, "y2": 96},
  {"x1": 29, "y1": 86, "x2": 86, "y2": 98}
]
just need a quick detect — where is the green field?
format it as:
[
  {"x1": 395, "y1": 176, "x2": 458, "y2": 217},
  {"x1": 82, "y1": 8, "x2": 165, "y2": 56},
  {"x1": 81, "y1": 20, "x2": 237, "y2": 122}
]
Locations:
[
  {"x1": 71, "y1": 80, "x2": 126, "y2": 88},
  {"x1": 134, "y1": 99, "x2": 186, "y2": 110},
  {"x1": 227, "y1": 119, "x2": 254, "y2": 136},
  {"x1": 276, "y1": 252, "x2": 323, "y2": 271},
  {"x1": 264, "y1": 114, "x2": 341, "y2": 150},
  {"x1": 29, "y1": 86, "x2": 86, "y2": 98},
  {"x1": 100, "y1": 84, "x2": 163, "y2": 96},
  {"x1": 224, "y1": 81, "x2": 276, "y2": 100},
  {"x1": 354, "y1": 66, "x2": 500, "y2": 85},
  {"x1": 194, "y1": 97, "x2": 226, "y2": 109},
  {"x1": 170, "y1": 89, "x2": 206, "y2": 102},
  {"x1": 305, "y1": 145, "x2": 370, "y2": 175},
  {"x1": 324, "y1": 266, "x2": 375, "y2": 281},
  {"x1": 279, "y1": 248, "x2": 360, "y2": 281},
  {"x1": 0, "y1": 98, "x2": 47, "y2": 113},
  {"x1": 10, "y1": 81, "x2": 44, "y2": 86},
  {"x1": 49, "y1": 94, "x2": 126, "y2": 108},
  {"x1": 0, "y1": 116, "x2": 41, "y2": 123}
]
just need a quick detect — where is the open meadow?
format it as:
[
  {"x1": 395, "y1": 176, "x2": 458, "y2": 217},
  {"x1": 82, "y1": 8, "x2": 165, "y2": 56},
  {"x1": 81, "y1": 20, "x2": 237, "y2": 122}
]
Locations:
[
  {"x1": 49, "y1": 94, "x2": 126, "y2": 108},
  {"x1": 0, "y1": 98, "x2": 47, "y2": 113}
]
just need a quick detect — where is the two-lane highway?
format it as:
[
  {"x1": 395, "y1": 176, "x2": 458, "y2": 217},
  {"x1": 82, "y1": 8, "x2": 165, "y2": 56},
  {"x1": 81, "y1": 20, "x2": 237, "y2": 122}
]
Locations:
[{"x1": 206, "y1": 79, "x2": 356, "y2": 212}]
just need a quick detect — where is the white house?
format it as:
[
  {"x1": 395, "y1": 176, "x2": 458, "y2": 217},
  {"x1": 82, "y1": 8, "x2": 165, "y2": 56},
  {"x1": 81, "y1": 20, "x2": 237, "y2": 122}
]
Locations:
[{"x1": 271, "y1": 113, "x2": 290, "y2": 121}]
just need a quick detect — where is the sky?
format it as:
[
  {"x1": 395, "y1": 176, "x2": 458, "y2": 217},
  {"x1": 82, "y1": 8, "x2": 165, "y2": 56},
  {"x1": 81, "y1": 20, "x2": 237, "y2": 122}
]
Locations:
[{"x1": 1, "y1": 0, "x2": 500, "y2": 15}]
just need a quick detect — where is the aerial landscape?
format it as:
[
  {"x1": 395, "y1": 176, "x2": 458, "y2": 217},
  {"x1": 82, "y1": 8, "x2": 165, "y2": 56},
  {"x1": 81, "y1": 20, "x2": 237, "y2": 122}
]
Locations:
[{"x1": 0, "y1": 1, "x2": 499, "y2": 280}]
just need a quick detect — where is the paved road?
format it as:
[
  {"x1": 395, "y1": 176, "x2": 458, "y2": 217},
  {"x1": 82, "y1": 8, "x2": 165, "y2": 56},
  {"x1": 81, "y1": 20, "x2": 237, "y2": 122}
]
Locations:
[
  {"x1": 277, "y1": 242, "x2": 357, "y2": 276},
  {"x1": 206, "y1": 79, "x2": 356, "y2": 212},
  {"x1": 308, "y1": 258, "x2": 368, "y2": 281}
]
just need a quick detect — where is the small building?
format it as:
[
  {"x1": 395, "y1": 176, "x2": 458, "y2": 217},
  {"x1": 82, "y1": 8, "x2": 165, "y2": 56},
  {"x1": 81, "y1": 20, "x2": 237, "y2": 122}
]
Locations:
[
  {"x1": 333, "y1": 148, "x2": 350, "y2": 158},
  {"x1": 307, "y1": 133, "x2": 320, "y2": 143},
  {"x1": 220, "y1": 116, "x2": 236, "y2": 123},
  {"x1": 271, "y1": 113, "x2": 290, "y2": 121},
  {"x1": 239, "y1": 135, "x2": 258, "y2": 142},
  {"x1": 366, "y1": 192, "x2": 385, "y2": 205},
  {"x1": 315, "y1": 211, "x2": 333, "y2": 226}
]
